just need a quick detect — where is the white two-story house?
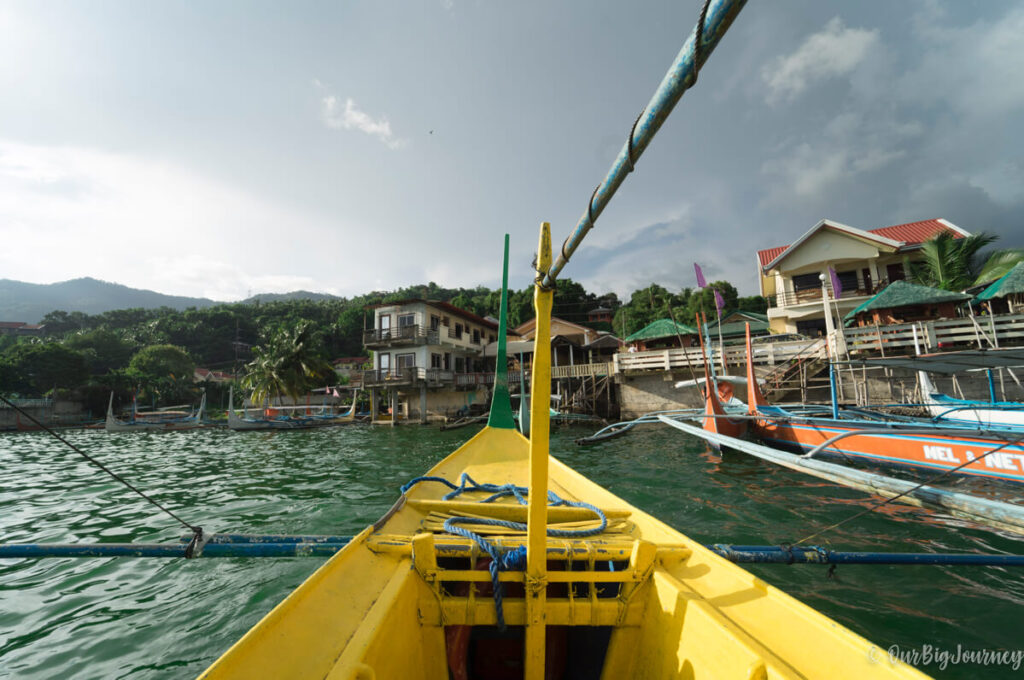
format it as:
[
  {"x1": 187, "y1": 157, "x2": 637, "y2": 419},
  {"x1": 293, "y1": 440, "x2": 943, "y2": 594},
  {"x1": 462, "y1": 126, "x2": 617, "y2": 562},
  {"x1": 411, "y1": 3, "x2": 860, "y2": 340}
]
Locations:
[
  {"x1": 757, "y1": 218, "x2": 970, "y2": 336},
  {"x1": 363, "y1": 299, "x2": 500, "y2": 421}
]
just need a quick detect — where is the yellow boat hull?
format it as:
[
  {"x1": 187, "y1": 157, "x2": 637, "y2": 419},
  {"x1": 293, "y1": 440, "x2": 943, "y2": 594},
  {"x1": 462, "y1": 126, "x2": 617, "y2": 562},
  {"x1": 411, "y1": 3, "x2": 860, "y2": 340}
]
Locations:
[{"x1": 199, "y1": 425, "x2": 926, "y2": 679}]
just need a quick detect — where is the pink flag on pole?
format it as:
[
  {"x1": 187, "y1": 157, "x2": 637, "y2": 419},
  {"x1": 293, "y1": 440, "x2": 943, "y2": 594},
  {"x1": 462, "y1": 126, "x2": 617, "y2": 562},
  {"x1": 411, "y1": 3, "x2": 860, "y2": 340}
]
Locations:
[
  {"x1": 694, "y1": 263, "x2": 707, "y2": 288},
  {"x1": 713, "y1": 288, "x2": 725, "y2": 317},
  {"x1": 332, "y1": 388, "x2": 341, "y2": 398},
  {"x1": 828, "y1": 266, "x2": 842, "y2": 299}
]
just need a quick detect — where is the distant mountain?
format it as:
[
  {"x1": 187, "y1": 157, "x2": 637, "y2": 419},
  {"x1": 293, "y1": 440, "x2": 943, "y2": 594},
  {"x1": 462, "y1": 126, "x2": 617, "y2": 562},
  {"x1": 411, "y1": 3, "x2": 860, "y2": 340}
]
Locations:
[
  {"x1": 0, "y1": 278, "x2": 218, "y2": 323},
  {"x1": 241, "y1": 290, "x2": 344, "y2": 304},
  {"x1": 0, "y1": 278, "x2": 350, "y2": 323}
]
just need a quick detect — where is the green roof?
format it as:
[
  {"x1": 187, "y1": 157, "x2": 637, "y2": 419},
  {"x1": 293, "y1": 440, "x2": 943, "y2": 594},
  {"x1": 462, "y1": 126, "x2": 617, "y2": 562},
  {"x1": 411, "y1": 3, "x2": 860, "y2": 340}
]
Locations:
[
  {"x1": 708, "y1": 321, "x2": 770, "y2": 337},
  {"x1": 624, "y1": 319, "x2": 698, "y2": 343},
  {"x1": 976, "y1": 262, "x2": 1024, "y2": 301},
  {"x1": 844, "y1": 280, "x2": 971, "y2": 322},
  {"x1": 707, "y1": 314, "x2": 770, "y2": 337}
]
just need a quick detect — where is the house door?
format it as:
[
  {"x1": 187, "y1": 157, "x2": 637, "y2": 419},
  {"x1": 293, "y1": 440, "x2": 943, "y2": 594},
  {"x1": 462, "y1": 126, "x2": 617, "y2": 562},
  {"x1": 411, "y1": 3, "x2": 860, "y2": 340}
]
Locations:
[
  {"x1": 886, "y1": 263, "x2": 906, "y2": 282},
  {"x1": 396, "y1": 353, "x2": 416, "y2": 379},
  {"x1": 379, "y1": 314, "x2": 391, "y2": 340},
  {"x1": 398, "y1": 313, "x2": 416, "y2": 338}
]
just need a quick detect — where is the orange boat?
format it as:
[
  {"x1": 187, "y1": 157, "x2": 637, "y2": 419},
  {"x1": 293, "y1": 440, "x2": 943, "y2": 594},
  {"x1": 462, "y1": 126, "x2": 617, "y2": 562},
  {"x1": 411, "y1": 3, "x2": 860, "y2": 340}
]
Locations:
[{"x1": 742, "y1": 327, "x2": 1024, "y2": 484}]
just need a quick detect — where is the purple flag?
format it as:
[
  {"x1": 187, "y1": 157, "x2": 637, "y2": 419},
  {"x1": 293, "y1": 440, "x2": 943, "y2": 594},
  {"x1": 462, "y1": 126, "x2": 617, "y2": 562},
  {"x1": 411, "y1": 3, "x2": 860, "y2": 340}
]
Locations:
[
  {"x1": 828, "y1": 266, "x2": 842, "y2": 299},
  {"x1": 713, "y1": 288, "x2": 725, "y2": 317},
  {"x1": 694, "y1": 263, "x2": 707, "y2": 289}
]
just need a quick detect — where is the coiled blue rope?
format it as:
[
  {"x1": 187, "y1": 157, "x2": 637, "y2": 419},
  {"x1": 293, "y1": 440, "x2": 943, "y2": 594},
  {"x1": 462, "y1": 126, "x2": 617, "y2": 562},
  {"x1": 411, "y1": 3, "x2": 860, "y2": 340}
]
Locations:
[{"x1": 401, "y1": 473, "x2": 607, "y2": 629}]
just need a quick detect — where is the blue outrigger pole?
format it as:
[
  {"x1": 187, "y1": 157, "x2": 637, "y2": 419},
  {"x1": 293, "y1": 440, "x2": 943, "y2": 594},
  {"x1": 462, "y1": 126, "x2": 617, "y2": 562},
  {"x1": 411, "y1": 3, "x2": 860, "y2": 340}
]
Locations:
[
  {"x1": 542, "y1": 0, "x2": 747, "y2": 289},
  {"x1": 5, "y1": 534, "x2": 1023, "y2": 568}
]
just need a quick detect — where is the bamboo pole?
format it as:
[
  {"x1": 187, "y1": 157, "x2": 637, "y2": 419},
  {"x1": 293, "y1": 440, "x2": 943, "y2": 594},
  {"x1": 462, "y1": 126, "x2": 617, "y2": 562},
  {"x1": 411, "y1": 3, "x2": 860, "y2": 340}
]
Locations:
[
  {"x1": 524, "y1": 222, "x2": 553, "y2": 678},
  {"x1": 543, "y1": 0, "x2": 748, "y2": 288}
]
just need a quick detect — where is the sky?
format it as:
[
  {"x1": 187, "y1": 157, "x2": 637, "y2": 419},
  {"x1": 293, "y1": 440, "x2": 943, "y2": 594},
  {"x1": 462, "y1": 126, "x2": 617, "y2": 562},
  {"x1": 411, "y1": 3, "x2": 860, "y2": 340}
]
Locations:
[{"x1": 1, "y1": 0, "x2": 1022, "y2": 301}]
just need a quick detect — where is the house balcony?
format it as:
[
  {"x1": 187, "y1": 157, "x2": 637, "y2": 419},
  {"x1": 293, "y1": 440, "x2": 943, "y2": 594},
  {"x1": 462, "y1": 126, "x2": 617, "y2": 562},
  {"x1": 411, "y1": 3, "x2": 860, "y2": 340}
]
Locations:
[
  {"x1": 363, "y1": 325, "x2": 440, "y2": 348},
  {"x1": 362, "y1": 367, "x2": 451, "y2": 388},
  {"x1": 767, "y1": 279, "x2": 892, "y2": 312},
  {"x1": 361, "y1": 368, "x2": 526, "y2": 390}
]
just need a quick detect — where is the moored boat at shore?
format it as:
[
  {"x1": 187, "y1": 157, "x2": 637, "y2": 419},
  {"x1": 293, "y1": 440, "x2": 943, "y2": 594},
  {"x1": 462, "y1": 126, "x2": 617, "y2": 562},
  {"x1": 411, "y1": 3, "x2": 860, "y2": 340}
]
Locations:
[
  {"x1": 105, "y1": 392, "x2": 206, "y2": 432},
  {"x1": 744, "y1": 329, "x2": 1024, "y2": 484},
  {"x1": 226, "y1": 387, "x2": 359, "y2": 431}
]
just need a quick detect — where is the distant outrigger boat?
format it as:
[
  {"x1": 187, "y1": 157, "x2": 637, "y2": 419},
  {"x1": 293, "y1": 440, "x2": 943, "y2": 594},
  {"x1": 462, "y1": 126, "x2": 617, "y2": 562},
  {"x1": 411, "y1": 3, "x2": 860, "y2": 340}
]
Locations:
[
  {"x1": 226, "y1": 387, "x2": 358, "y2": 431},
  {"x1": 105, "y1": 392, "x2": 206, "y2": 432}
]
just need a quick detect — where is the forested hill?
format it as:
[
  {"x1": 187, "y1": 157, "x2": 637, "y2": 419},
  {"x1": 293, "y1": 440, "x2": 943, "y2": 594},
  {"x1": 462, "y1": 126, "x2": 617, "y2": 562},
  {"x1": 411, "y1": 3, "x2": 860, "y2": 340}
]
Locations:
[
  {"x1": 0, "y1": 278, "x2": 218, "y2": 322},
  {"x1": 0, "y1": 277, "x2": 765, "y2": 405}
]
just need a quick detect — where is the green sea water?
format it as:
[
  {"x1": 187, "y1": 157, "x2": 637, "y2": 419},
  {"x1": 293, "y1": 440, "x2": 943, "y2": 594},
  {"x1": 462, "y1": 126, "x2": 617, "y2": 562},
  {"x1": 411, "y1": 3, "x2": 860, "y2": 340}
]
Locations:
[{"x1": 1, "y1": 425, "x2": 1023, "y2": 679}]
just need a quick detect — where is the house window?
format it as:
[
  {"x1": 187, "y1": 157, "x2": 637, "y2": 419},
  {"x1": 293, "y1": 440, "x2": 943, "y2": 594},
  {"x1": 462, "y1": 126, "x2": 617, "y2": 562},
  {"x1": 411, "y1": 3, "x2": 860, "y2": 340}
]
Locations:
[
  {"x1": 489, "y1": 334, "x2": 496, "y2": 343},
  {"x1": 835, "y1": 270, "x2": 858, "y2": 296},
  {"x1": 455, "y1": 323, "x2": 463, "y2": 339},
  {"x1": 887, "y1": 262, "x2": 906, "y2": 282},
  {"x1": 455, "y1": 356, "x2": 466, "y2": 373},
  {"x1": 791, "y1": 273, "x2": 821, "y2": 292},
  {"x1": 396, "y1": 353, "x2": 416, "y2": 374},
  {"x1": 472, "y1": 329, "x2": 480, "y2": 344},
  {"x1": 430, "y1": 315, "x2": 440, "y2": 331},
  {"x1": 431, "y1": 353, "x2": 443, "y2": 369},
  {"x1": 398, "y1": 313, "x2": 416, "y2": 338},
  {"x1": 444, "y1": 353, "x2": 451, "y2": 370}
]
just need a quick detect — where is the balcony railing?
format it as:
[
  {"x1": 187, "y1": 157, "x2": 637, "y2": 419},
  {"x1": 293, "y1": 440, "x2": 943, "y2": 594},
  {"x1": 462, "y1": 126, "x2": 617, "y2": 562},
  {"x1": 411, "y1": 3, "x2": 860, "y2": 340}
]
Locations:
[
  {"x1": 363, "y1": 324, "x2": 440, "y2": 346},
  {"x1": 361, "y1": 367, "x2": 527, "y2": 389},
  {"x1": 769, "y1": 280, "x2": 890, "y2": 308}
]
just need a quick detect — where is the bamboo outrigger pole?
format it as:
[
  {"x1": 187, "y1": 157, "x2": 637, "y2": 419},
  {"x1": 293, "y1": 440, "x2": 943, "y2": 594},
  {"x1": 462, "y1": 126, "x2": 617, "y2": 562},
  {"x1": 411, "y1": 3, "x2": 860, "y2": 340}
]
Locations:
[
  {"x1": 541, "y1": 0, "x2": 747, "y2": 289},
  {"x1": 525, "y1": 222, "x2": 553, "y2": 678}
]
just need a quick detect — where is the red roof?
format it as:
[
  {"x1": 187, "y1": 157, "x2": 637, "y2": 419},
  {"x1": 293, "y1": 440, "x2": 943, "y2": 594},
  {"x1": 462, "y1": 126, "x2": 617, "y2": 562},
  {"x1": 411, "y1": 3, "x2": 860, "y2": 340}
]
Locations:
[
  {"x1": 757, "y1": 219, "x2": 965, "y2": 271},
  {"x1": 867, "y1": 219, "x2": 961, "y2": 244},
  {"x1": 0, "y1": 322, "x2": 27, "y2": 329},
  {"x1": 757, "y1": 246, "x2": 788, "y2": 268}
]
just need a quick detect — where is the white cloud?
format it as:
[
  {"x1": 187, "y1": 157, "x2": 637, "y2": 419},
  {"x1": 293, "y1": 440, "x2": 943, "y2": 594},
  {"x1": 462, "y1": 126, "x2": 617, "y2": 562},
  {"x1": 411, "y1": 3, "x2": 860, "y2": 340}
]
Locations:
[
  {"x1": 321, "y1": 95, "x2": 406, "y2": 149},
  {"x1": 900, "y1": 5, "x2": 1024, "y2": 120},
  {"x1": 0, "y1": 140, "x2": 371, "y2": 300},
  {"x1": 763, "y1": 17, "x2": 880, "y2": 104},
  {"x1": 760, "y1": 109, "x2": 920, "y2": 204}
]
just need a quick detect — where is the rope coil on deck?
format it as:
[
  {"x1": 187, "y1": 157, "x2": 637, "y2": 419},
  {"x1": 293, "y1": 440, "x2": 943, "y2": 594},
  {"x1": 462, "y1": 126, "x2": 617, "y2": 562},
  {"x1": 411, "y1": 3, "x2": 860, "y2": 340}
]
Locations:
[{"x1": 401, "y1": 473, "x2": 608, "y2": 629}]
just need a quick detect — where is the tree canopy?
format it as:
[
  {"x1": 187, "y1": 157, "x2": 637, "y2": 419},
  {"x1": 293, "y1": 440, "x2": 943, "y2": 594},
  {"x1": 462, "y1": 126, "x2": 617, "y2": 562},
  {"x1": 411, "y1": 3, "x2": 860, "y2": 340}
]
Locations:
[
  {"x1": 3, "y1": 276, "x2": 765, "y2": 400},
  {"x1": 243, "y1": 321, "x2": 334, "y2": 404},
  {"x1": 910, "y1": 232, "x2": 1024, "y2": 291}
]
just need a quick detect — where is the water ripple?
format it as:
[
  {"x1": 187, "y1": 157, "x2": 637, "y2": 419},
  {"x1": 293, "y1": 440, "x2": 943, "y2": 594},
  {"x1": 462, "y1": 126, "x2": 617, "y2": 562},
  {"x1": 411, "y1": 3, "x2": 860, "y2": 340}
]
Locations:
[{"x1": 1, "y1": 424, "x2": 1022, "y2": 679}]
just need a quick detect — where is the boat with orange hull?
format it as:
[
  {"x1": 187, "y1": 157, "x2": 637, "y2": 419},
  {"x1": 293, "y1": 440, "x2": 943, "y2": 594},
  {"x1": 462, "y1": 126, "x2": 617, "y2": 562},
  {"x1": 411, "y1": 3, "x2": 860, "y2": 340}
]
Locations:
[
  {"x1": 742, "y1": 327, "x2": 1024, "y2": 484},
  {"x1": 695, "y1": 314, "x2": 747, "y2": 445}
]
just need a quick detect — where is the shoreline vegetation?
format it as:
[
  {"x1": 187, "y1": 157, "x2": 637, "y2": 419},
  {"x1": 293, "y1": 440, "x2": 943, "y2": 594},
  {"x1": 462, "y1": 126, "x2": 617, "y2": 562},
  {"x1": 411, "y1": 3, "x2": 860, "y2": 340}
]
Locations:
[{"x1": 0, "y1": 277, "x2": 765, "y2": 413}]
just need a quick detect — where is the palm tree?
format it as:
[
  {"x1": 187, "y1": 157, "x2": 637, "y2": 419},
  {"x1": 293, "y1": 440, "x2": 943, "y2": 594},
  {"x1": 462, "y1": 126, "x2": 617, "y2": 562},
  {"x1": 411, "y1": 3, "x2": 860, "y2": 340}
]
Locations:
[
  {"x1": 910, "y1": 232, "x2": 998, "y2": 291},
  {"x1": 242, "y1": 321, "x2": 334, "y2": 405},
  {"x1": 973, "y1": 248, "x2": 1024, "y2": 287}
]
